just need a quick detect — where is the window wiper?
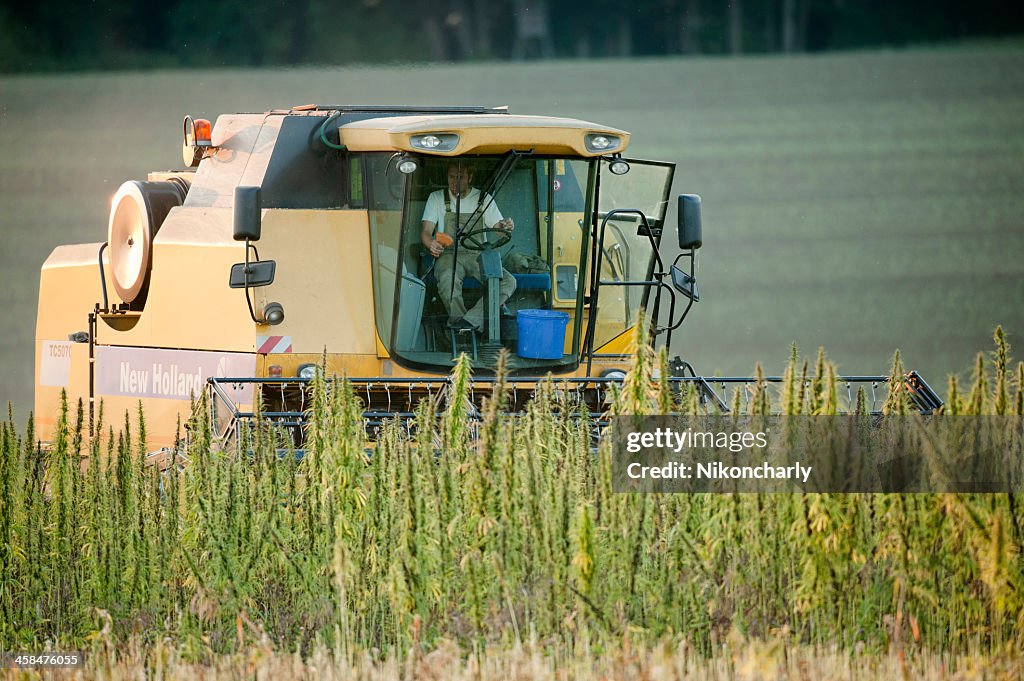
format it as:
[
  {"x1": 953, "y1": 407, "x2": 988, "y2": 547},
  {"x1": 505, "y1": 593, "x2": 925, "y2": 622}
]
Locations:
[
  {"x1": 448, "y1": 151, "x2": 534, "y2": 303},
  {"x1": 455, "y1": 149, "x2": 533, "y2": 238}
]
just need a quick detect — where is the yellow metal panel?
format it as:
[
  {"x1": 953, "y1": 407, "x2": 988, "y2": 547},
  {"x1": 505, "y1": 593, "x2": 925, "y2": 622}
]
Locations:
[
  {"x1": 36, "y1": 243, "x2": 109, "y2": 341},
  {"x1": 339, "y1": 127, "x2": 392, "y2": 150},
  {"x1": 185, "y1": 114, "x2": 274, "y2": 209},
  {"x1": 156, "y1": 205, "x2": 234, "y2": 244},
  {"x1": 261, "y1": 353, "x2": 381, "y2": 379},
  {"x1": 375, "y1": 331, "x2": 391, "y2": 359},
  {"x1": 108, "y1": 207, "x2": 255, "y2": 352},
  {"x1": 595, "y1": 326, "x2": 638, "y2": 355},
  {"x1": 260, "y1": 353, "x2": 460, "y2": 381},
  {"x1": 256, "y1": 210, "x2": 377, "y2": 355},
  {"x1": 550, "y1": 212, "x2": 586, "y2": 308},
  {"x1": 33, "y1": 340, "x2": 90, "y2": 443},
  {"x1": 239, "y1": 116, "x2": 284, "y2": 189}
]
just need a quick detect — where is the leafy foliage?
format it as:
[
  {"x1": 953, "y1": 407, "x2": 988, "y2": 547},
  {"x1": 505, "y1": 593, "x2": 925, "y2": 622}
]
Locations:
[{"x1": 1, "y1": 330, "x2": 1023, "y2": 666}]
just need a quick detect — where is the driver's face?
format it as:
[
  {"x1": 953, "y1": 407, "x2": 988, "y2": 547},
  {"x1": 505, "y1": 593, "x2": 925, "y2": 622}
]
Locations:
[{"x1": 447, "y1": 166, "x2": 472, "y2": 198}]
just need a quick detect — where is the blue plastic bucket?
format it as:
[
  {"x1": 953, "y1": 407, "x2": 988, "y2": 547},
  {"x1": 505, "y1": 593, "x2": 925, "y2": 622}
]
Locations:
[{"x1": 516, "y1": 310, "x2": 569, "y2": 359}]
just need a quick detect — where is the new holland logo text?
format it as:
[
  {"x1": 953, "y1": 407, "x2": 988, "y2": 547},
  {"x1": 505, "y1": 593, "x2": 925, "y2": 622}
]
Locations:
[
  {"x1": 119, "y1": 362, "x2": 203, "y2": 398},
  {"x1": 97, "y1": 346, "x2": 256, "y2": 402}
]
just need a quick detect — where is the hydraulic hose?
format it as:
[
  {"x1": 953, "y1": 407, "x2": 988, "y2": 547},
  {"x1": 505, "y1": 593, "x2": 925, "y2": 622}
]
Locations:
[{"x1": 319, "y1": 111, "x2": 345, "y2": 150}]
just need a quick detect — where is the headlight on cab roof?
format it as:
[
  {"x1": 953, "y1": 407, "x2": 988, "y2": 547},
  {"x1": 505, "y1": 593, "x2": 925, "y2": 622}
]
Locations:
[
  {"x1": 585, "y1": 133, "x2": 620, "y2": 153},
  {"x1": 297, "y1": 363, "x2": 319, "y2": 380},
  {"x1": 410, "y1": 133, "x2": 459, "y2": 152}
]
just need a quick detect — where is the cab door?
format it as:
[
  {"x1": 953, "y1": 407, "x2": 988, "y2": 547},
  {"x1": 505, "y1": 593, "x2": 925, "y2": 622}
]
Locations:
[{"x1": 586, "y1": 158, "x2": 675, "y2": 354}]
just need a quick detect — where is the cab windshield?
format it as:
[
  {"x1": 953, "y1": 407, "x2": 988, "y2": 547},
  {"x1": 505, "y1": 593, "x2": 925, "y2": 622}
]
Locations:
[{"x1": 364, "y1": 152, "x2": 671, "y2": 374}]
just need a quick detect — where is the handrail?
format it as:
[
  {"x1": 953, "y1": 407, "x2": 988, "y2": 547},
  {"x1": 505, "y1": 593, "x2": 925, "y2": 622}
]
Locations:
[{"x1": 584, "y1": 208, "x2": 673, "y2": 375}]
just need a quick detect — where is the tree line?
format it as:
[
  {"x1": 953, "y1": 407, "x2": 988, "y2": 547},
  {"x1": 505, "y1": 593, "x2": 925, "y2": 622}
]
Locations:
[{"x1": 1, "y1": 0, "x2": 1021, "y2": 72}]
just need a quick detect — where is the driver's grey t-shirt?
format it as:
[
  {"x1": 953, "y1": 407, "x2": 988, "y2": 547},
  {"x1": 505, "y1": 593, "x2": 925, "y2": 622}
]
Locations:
[{"x1": 421, "y1": 188, "x2": 504, "y2": 233}]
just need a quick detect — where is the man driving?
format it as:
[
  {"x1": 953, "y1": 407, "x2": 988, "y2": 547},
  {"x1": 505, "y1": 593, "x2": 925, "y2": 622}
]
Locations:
[{"x1": 421, "y1": 163, "x2": 517, "y2": 332}]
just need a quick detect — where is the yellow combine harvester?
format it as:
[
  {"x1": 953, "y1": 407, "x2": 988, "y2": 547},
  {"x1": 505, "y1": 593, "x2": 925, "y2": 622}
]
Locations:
[
  {"x1": 35, "y1": 105, "x2": 710, "y2": 448},
  {"x1": 34, "y1": 104, "x2": 939, "y2": 449}
]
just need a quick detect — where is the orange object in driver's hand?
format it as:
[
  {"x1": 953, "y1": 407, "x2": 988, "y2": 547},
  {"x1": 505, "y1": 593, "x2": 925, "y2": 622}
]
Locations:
[{"x1": 435, "y1": 232, "x2": 454, "y2": 248}]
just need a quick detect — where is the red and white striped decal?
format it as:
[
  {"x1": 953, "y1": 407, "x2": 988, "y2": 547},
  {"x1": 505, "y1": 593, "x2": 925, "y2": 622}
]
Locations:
[{"x1": 257, "y1": 335, "x2": 293, "y2": 354}]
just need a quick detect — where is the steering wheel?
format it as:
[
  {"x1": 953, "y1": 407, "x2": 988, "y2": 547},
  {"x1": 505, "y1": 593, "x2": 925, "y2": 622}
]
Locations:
[{"x1": 458, "y1": 226, "x2": 512, "y2": 251}]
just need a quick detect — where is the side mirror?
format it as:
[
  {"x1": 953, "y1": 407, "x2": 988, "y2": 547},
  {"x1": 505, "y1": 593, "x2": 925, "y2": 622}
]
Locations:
[
  {"x1": 229, "y1": 260, "x2": 276, "y2": 288},
  {"x1": 670, "y1": 265, "x2": 699, "y2": 302},
  {"x1": 678, "y1": 194, "x2": 702, "y2": 250},
  {"x1": 233, "y1": 186, "x2": 262, "y2": 242}
]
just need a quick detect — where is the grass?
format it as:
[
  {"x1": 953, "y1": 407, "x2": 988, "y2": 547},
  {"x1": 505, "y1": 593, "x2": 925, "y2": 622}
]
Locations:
[
  {"x1": 0, "y1": 328, "x2": 1022, "y2": 678},
  {"x1": 1, "y1": 46, "x2": 1024, "y2": 415}
]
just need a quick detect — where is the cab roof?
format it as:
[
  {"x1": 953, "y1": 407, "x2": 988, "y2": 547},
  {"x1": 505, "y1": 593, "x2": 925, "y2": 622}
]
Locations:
[{"x1": 337, "y1": 113, "x2": 630, "y2": 157}]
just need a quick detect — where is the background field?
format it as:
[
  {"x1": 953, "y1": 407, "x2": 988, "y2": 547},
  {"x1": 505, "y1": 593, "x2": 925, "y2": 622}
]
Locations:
[{"x1": 1, "y1": 44, "x2": 1023, "y2": 414}]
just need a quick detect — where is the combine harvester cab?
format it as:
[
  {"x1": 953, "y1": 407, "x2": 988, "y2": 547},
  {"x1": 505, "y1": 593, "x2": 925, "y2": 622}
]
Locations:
[{"x1": 34, "y1": 105, "x2": 939, "y2": 451}]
